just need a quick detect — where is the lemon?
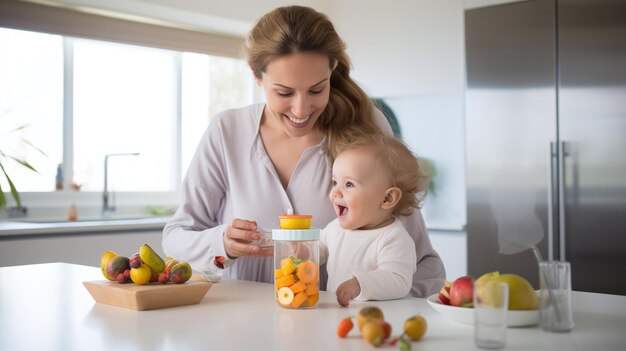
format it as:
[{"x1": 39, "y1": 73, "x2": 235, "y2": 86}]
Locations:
[
  {"x1": 404, "y1": 315, "x2": 427, "y2": 341},
  {"x1": 130, "y1": 264, "x2": 152, "y2": 285}
]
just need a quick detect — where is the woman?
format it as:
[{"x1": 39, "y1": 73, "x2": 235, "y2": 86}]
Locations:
[{"x1": 162, "y1": 5, "x2": 445, "y2": 297}]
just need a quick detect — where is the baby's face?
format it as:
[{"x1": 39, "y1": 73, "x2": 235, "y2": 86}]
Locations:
[{"x1": 329, "y1": 148, "x2": 393, "y2": 230}]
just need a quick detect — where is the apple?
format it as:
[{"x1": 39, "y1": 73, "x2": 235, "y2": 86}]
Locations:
[
  {"x1": 380, "y1": 320, "x2": 392, "y2": 342},
  {"x1": 438, "y1": 280, "x2": 452, "y2": 305},
  {"x1": 450, "y1": 275, "x2": 474, "y2": 307}
]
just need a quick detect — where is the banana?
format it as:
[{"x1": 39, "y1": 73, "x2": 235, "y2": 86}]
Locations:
[{"x1": 139, "y1": 244, "x2": 165, "y2": 273}]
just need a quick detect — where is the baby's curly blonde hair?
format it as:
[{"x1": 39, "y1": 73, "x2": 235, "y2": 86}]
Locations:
[{"x1": 337, "y1": 133, "x2": 429, "y2": 216}]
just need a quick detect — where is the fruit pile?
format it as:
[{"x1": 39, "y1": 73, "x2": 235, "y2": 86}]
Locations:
[
  {"x1": 275, "y1": 256, "x2": 319, "y2": 309},
  {"x1": 100, "y1": 244, "x2": 192, "y2": 285},
  {"x1": 336, "y1": 306, "x2": 427, "y2": 349},
  {"x1": 439, "y1": 271, "x2": 539, "y2": 310}
]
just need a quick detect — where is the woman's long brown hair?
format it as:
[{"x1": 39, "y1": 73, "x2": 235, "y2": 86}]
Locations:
[{"x1": 245, "y1": 5, "x2": 382, "y2": 161}]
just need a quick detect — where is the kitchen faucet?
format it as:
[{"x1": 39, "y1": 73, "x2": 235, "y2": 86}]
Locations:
[{"x1": 103, "y1": 152, "x2": 140, "y2": 216}]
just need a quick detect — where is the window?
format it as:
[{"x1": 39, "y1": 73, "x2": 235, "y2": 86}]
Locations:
[
  {"x1": 0, "y1": 27, "x2": 255, "y2": 205},
  {"x1": 0, "y1": 29, "x2": 63, "y2": 192},
  {"x1": 73, "y1": 38, "x2": 178, "y2": 192}
]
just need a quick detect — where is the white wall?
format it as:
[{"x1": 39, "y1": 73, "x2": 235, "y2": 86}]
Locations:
[{"x1": 328, "y1": 0, "x2": 465, "y2": 98}]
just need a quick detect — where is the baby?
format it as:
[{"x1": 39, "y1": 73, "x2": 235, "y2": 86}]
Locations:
[{"x1": 320, "y1": 133, "x2": 429, "y2": 306}]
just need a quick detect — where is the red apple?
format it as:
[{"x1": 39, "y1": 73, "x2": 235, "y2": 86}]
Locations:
[
  {"x1": 450, "y1": 275, "x2": 475, "y2": 307},
  {"x1": 438, "y1": 280, "x2": 452, "y2": 305},
  {"x1": 380, "y1": 320, "x2": 392, "y2": 342}
]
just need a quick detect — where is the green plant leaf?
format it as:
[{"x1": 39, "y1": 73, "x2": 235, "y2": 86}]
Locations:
[
  {"x1": 0, "y1": 162, "x2": 21, "y2": 208},
  {"x1": 21, "y1": 138, "x2": 48, "y2": 157},
  {"x1": 1, "y1": 124, "x2": 28, "y2": 136},
  {"x1": 5, "y1": 155, "x2": 39, "y2": 174},
  {"x1": 0, "y1": 124, "x2": 46, "y2": 208},
  {"x1": 0, "y1": 183, "x2": 6, "y2": 208}
]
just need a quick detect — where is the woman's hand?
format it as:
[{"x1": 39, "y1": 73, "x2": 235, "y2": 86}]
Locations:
[
  {"x1": 336, "y1": 277, "x2": 361, "y2": 306},
  {"x1": 223, "y1": 218, "x2": 273, "y2": 258}
]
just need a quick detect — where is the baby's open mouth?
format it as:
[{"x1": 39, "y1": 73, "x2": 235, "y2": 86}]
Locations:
[{"x1": 338, "y1": 205, "x2": 348, "y2": 217}]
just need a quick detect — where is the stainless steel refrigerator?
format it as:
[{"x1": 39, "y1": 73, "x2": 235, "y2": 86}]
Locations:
[{"x1": 465, "y1": 0, "x2": 626, "y2": 295}]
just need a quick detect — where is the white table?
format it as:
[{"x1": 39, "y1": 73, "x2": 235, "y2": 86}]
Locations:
[{"x1": 1, "y1": 263, "x2": 625, "y2": 350}]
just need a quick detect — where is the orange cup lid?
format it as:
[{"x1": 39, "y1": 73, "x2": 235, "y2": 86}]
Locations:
[{"x1": 279, "y1": 214, "x2": 312, "y2": 219}]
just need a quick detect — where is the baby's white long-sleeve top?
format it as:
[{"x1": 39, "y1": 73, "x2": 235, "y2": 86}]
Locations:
[
  {"x1": 320, "y1": 218, "x2": 417, "y2": 301},
  {"x1": 162, "y1": 103, "x2": 445, "y2": 296}
]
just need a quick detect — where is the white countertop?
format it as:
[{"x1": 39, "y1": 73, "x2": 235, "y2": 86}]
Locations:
[{"x1": 1, "y1": 263, "x2": 625, "y2": 351}]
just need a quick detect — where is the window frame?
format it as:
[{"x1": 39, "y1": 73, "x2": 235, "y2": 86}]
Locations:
[{"x1": 0, "y1": 1, "x2": 251, "y2": 213}]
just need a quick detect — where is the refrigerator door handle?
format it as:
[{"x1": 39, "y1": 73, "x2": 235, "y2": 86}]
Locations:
[
  {"x1": 547, "y1": 142, "x2": 556, "y2": 261},
  {"x1": 558, "y1": 141, "x2": 567, "y2": 261}
]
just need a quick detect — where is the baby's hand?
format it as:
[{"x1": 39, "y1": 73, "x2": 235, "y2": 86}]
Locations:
[{"x1": 336, "y1": 277, "x2": 361, "y2": 306}]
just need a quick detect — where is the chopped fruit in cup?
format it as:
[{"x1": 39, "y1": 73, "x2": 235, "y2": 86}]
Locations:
[
  {"x1": 274, "y1": 258, "x2": 320, "y2": 309},
  {"x1": 289, "y1": 280, "x2": 306, "y2": 294},
  {"x1": 296, "y1": 260, "x2": 318, "y2": 283},
  {"x1": 306, "y1": 294, "x2": 319, "y2": 307},
  {"x1": 277, "y1": 287, "x2": 295, "y2": 305},
  {"x1": 280, "y1": 257, "x2": 297, "y2": 275},
  {"x1": 305, "y1": 284, "x2": 319, "y2": 296},
  {"x1": 291, "y1": 291, "x2": 308, "y2": 308},
  {"x1": 276, "y1": 274, "x2": 295, "y2": 289}
]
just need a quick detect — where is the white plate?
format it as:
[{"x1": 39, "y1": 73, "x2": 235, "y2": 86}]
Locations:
[{"x1": 426, "y1": 293, "x2": 539, "y2": 327}]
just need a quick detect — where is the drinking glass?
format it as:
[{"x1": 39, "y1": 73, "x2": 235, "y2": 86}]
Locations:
[
  {"x1": 539, "y1": 261, "x2": 574, "y2": 332},
  {"x1": 474, "y1": 281, "x2": 508, "y2": 349}
]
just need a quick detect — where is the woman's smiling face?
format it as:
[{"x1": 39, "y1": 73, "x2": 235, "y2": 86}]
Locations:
[
  {"x1": 329, "y1": 148, "x2": 394, "y2": 230},
  {"x1": 257, "y1": 52, "x2": 333, "y2": 137}
]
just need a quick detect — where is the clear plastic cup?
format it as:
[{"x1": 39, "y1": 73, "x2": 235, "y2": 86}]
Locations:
[
  {"x1": 474, "y1": 281, "x2": 508, "y2": 350},
  {"x1": 539, "y1": 261, "x2": 575, "y2": 332},
  {"x1": 273, "y1": 228, "x2": 320, "y2": 309}
]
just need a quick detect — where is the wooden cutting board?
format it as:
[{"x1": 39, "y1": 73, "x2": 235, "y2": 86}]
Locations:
[{"x1": 83, "y1": 280, "x2": 212, "y2": 311}]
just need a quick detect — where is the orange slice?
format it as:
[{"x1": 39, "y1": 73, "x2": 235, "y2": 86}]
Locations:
[
  {"x1": 306, "y1": 293, "x2": 319, "y2": 307},
  {"x1": 276, "y1": 274, "x2": 295, "y2": 289},
  {"x1": 280, "y1": 257, "x2": 296, "y2": 275},
  {"x1": 304, "y1": 284, "x2": 319, "y2": 296},
  {"x1": 296, "y1": 260, "x2": 318, "y2": 283},
  {"x1": 291, "y1": 291, "x2": 308, "y2": 308},
  {"x1": 289, "y1": 280, "x2": 306, "y2": 294},
  {"x1": 277, "y1": 287, "x2": 294, "y2": 305}
]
